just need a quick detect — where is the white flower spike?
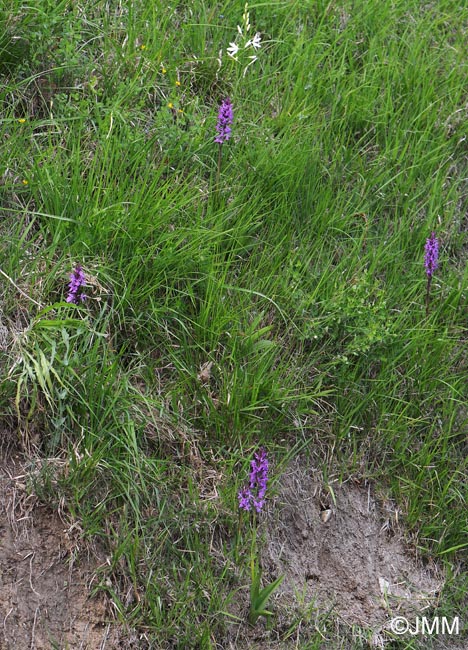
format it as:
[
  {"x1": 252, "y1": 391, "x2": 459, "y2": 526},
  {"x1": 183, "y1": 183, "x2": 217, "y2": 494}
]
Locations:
[
  {"x1": 222, "y1": 2, "x2": 261, "y2": 75},
  {"x1": 251, "y1": 32, "x2": 261, "y2": 50},
  {"x1": 245, "y1": 33, "x2": 261, "y2": 50},
  {"x1": 227, "y1": 42, "x2": 240, "y2": 58}
]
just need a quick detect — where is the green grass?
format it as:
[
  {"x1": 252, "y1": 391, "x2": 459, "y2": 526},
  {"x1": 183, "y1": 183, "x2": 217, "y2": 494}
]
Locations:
[{"x1": 1, "y1": 1, "x2": 467, "y2": 648}]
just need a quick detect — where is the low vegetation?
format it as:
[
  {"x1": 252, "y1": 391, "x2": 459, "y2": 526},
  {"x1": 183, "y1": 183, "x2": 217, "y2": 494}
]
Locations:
[{"x1": 0, "y1": 1, "x2": 466, "y2": 648}]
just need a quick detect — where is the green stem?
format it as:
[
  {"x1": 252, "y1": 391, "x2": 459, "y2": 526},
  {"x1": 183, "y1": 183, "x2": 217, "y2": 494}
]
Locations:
[
  {"x1": 425, "y1": 275, "x2": 432, "y2": 318},
  {"x1": 248, "y1": 514, "x2": 258, "y2": 625},
  {"x1": 216, "y1": 142, "x2": 223, "y2": 190}
]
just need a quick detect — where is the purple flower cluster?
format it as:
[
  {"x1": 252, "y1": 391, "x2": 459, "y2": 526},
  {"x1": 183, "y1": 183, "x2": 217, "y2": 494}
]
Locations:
[
  {"x1": 66, "y1": 264, "x2": 86, "y2": 304},
  {"x1": 214, "y1": 97, "x2": 233, "y2": 144},
  {"x1": 238, "y1": 447, "x2": 269, "y2": 513},
  {"x1": 424, "y1": 232, "x2": 439, "y2": 277}
]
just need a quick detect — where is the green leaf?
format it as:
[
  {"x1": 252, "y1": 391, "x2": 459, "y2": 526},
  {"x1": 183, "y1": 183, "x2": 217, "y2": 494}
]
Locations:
[{"x1": 252, "y1": 574, "x2": 284, "y2": 612}]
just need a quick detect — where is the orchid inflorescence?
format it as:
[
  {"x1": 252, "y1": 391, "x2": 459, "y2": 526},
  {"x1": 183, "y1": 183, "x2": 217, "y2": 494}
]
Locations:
[
  {"x1": 214, "y1": 97, "x2": 233, "y2": 144},
  {"x1": 424, "y1": 232, "x2": 439, "y2": 278},
  {"x1": 238, "y1": 447, "x2": 269, "y2": 513},
  {"x1": 424, "y1": 232, "x2": 439, "y2": 316},
  {"x1": 66, "y1": 264, "x2": 87, "y2": 304}
]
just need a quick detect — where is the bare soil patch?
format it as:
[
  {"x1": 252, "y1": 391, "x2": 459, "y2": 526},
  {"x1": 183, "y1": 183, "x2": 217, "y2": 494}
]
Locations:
[
  {"x1": 0, "y1": 451, "x2": 126, "y2": 650},
  {"x1": 263, "y1": 459, "x2": 444, "y2": 633}
]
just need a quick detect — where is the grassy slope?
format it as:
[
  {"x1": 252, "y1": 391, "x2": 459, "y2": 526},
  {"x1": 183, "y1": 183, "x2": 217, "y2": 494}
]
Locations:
[{"x1": 0, "y1": 1, "x2": 467, "y2": 647}]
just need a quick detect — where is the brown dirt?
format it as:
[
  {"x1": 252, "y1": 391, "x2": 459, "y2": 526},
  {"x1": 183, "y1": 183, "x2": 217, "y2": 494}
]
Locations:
[
  {"x1": 0, "y1": 452, "x2": 127, "y2": 650},
  {"x1": 262, "y1": 459, "x2": 444, "y2": 632}
]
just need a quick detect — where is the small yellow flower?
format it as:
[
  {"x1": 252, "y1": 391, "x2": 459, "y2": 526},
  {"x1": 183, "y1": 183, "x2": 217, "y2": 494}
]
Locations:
[
  {"x1": 18, "y1": 118, "x2": 26, "y2": 123},
  {"x1": 140, "y1": 44, "x2": 146, "y2": 50},
  {"x1": 177, "y1": 109, "x2": 183, "y2": 114},
  {"x1": 161, "y1": 67, "x2": 167, "y2": 74},
  {"x1": 167, "y1": 102, "x2": 174, "y2": 109},
  {"x1": 22, "y1": 179, "x2": 29, "y2": 185},
  {"x1": 175, "y1": 80, "x2": 181, "y2": 86}
]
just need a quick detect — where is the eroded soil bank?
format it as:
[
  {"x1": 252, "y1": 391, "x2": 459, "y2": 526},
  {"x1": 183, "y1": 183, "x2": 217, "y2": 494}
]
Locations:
[
  {"x1": 0, "y1": 452, "x2": 127, "y2": 650},
  {"x1": 263, "y1": 460, "x2": 443, "y2": 630}
]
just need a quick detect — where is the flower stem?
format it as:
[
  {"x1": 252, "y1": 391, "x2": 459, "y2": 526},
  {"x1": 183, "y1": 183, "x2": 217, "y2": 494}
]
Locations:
[
  {"x1": 216, "y1": 142, "x2": 223, "y2": 190},
  {"x1": 425, "y1": 275, "x2": 432, "y2": 317},
  {"x1": 211, "y1": 142, "x2": 223, "y2": 211}
]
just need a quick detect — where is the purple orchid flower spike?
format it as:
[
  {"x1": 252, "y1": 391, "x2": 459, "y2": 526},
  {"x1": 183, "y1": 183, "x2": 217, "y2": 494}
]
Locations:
[
  {"x1": 424, "y1": 232, "x2": 439, "y2": 278},
  {"x1": 238, "y1": 486, "x2": 252, "y2": 511},
  {"x1": 66, "y1": 264, "x2": 87, "y2": 304},
  {"x1": 214, "y1": 97, "x2": 233, "y2": 144},
  {"x1": 424, "y1": 232, "x2": 439, "y2": 316},
  {"x1": 238, "y1": 447, "x2": 269, "y2": 513}
]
